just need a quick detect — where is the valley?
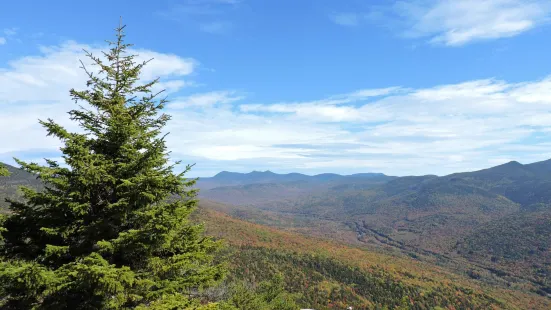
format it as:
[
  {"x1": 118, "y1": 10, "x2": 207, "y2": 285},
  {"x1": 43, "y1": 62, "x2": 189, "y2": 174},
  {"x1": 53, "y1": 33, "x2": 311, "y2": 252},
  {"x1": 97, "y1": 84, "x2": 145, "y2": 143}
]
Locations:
[{"x1": 195, "y1": 206, "x2": 551, "y2": 309}]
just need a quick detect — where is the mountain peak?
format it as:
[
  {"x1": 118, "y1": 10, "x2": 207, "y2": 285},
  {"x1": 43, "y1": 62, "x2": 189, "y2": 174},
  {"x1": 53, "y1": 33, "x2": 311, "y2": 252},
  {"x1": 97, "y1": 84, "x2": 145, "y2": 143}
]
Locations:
[
  {"x1": 213, "y1": 171, "x2": 234, "y2": 177},
  {"x1": 490, "y1": 160, "x2": 526, "y2": 172},
  {"x1": 249, "y1": 170, "x2": 275, "y2": 175}
]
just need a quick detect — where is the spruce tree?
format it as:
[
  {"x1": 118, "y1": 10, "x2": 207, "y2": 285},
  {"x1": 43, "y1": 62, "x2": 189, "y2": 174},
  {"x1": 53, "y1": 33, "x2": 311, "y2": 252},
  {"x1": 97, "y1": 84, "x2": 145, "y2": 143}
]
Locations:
[
  {"x1": 218, "y1": 274, "x2": 300, "y2": 310},
  {"x1": 0, "y1": 23, "x2": 225, "y2": 309}
]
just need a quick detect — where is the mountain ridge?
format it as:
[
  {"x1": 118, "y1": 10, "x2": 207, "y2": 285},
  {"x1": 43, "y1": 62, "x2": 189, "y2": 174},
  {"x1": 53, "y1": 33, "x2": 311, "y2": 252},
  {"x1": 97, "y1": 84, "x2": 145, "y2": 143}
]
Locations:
[
  {"x1": 197, "y1": 169, "x2": 393, "y2": 190},
  {"x1": 193, "y1": 158, "x2": 551, "y2": 297}
]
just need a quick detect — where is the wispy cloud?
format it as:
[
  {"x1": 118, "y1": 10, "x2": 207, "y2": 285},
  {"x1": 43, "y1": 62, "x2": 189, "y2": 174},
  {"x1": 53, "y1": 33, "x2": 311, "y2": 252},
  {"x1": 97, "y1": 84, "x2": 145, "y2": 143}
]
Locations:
[
  {"x1": 3, "y1": 39, "x2": 551, "y2": 177},
  {"x1": 170, "y1": 90, "x2": 244, "y2": 108},
  {"x1": 358, "y1": 0, "x2": 551, "y2": 46},
  {"x1": 240, "y1": 87, "x2": 402, "y2": 122},
  {"x1": 213, "y1": 0, "x2": 241, "y2": 4},
  {"x1": 4, "y1": 28, "x2": 17, "y2": 36},
  {"x1": 0, "y1": 28, "x2": 18, "y2": 45},
  {"x1": 400, "y1": 0, "x2": 551, "y2": 46},
  {"x1": 200, "y1": 21, "x2": 231, "y2": 34},
  {"x1": 330, "y1": 13, "x2": 360, "y2": 27},
  {"x1": 158, "y1": 0, "x2": 240, "y2": 34}
]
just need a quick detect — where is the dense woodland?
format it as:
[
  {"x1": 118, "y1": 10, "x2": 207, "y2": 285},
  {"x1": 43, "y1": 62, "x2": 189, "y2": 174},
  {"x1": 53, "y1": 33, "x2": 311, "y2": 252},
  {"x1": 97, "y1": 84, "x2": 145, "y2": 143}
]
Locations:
[
  {"x1": 1, "y1": 25, "x2": 551, "y2": 309},
  {"x1": 197, "y1": 160, "x2": 551, "y2": 301}
]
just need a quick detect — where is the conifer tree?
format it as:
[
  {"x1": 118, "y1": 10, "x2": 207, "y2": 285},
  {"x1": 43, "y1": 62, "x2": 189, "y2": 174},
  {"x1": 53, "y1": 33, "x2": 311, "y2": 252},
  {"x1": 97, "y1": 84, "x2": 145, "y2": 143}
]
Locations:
[
  {"x1": 218, "y1": 274, "x2": 300, "y2": 310},
  {"x1": 0, "y1": 23, "x2": 225, "y2": 309}
]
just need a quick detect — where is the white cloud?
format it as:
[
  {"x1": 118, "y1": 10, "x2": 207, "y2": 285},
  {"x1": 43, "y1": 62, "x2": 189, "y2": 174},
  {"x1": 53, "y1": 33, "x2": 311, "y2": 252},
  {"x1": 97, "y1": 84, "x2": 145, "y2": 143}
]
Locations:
[
  {"x1": 190, "y1": 145, "x2": 307, "y2": 161},
  {"x1": 4, "y1": 39, "x2": 551, "y2": 177},
  {"x1": 4, "y1": 28, "x2": 17, "y2": 36},
  {"x1": 0, "y1": 41, "x2": 195, "y2": 156},
  {"x1": 170, "y1": 90, "x2": 243, "y2": 108},
  {"x1": 0, "y1": 42, "x2": 195, "y2": 104},
  {"x1": 394, "y1": 0, "x2": 551, "y2": 46},
  {"x1": 0, "y1": 28, "x2": 16, "y2": 45},
  {"x1": 185, "y1": 76, "x2": 551, "y2": 175},
  {"x1": 199, "y1": 21, "x2": 231, "y2": 34},
  {"x1": 158, "y1": 0, "x2": 239, "y2": 34},
  {"x1": 239, "y1": 87, "x2": 401, "y2": 122}
]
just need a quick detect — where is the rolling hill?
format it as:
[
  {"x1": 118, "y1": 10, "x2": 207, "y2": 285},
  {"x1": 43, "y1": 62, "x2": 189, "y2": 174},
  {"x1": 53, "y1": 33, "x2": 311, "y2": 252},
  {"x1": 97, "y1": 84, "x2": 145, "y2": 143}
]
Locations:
[
  {"x1": 196, "y1": 204, "x2": 551, "y2": 309},
  {"x1": 0, "y1": 163, "x2": 43, "y2": 211},
  {"x1": 442, "y1": 160, "x2": 551, "y2": 207}
]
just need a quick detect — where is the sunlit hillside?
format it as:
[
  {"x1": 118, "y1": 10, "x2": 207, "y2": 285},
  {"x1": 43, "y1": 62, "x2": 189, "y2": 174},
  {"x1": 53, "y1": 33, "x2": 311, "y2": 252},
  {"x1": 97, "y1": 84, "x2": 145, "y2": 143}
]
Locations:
[{"x1": 195, "y1": 202, "x2": 551, "y2": 309}]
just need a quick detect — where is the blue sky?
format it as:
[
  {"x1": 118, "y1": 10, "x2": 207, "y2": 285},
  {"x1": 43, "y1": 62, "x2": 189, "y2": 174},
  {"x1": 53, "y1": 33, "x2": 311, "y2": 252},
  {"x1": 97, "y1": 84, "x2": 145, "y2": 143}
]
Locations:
[{"x1": 2, "y1": 0, "x2": 551, "y2": 177}]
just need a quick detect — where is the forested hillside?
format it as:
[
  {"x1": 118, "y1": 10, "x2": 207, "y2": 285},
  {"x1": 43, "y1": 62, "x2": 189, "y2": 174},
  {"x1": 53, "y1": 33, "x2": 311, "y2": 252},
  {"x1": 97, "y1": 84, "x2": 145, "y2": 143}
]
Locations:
[
  {"x1": 456, "y1": 210, "x2": 551, "y2": 296},
  {"x1": 0, "y1": 163, "x2": 43, "y2": 211},
  {"x1": 196, "y1": 159, "x2": 551, "y2": 299},
  {"x1": 195, "y1": 206, "x2": 551, "y2": 309}
]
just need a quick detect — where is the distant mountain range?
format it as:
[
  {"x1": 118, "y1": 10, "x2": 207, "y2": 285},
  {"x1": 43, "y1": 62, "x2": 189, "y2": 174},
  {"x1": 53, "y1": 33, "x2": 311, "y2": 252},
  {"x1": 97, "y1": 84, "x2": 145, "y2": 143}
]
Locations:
[
  {"x1": 196, "y1": 170, "x2": 392, "y2": 190},
  {"x1": 196, "y1": 170, "x2": 394, "y2": 207},
  {"x1": 197, "y1": 159, "x2": 551, "y2": 213}
]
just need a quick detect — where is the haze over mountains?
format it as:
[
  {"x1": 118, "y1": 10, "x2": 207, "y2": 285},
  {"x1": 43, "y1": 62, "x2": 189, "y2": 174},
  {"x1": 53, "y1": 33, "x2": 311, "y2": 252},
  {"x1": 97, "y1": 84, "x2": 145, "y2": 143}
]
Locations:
[
  {"x1": 197, "y1": 159, "x2": 551, "y2": 208},
  {"x1": 196, "y1": 170, "x2": 393, "y2": 189}
]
